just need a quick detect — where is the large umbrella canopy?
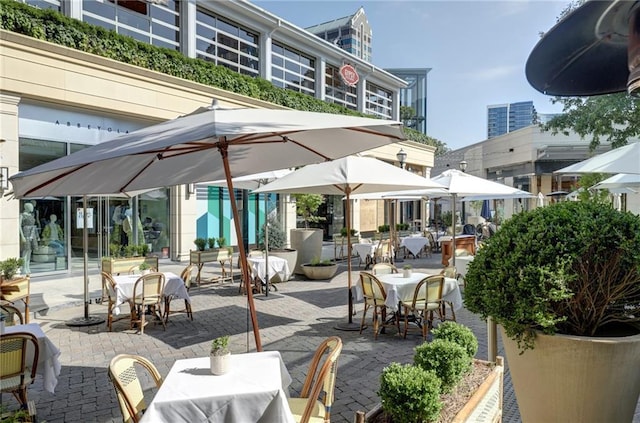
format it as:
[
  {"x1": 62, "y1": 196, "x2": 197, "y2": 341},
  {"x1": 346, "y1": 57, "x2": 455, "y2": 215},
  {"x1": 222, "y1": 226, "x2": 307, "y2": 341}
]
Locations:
[
  {"x1": 9, "y1": 105, "x2": 406, "y2": 350},
  {"x1": 555, "y1": 142, "x2": 640, "y2": 175},
  {"x1": 254, "y1": 155, "x2": 444, "y2": 329},
  {"x1": 592, "y1": 173, "x2": 640, "y2": 191},
  {"x1": 526, "y1": 0, "x2": 634, "y2": 96},
  {"x1": 480, "y1": 200, "x2": 492, "y2": 221}
]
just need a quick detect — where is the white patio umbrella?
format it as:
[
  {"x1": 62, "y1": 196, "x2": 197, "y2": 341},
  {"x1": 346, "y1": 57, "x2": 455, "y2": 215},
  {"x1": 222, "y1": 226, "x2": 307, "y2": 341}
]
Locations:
[
  {"x1": 202, "y1": 168, "x2": 293, "y2": 296},
  {"x1": 592, "y1": 173, "x2": 640, "y2": 191},
  {"x1": 556, "y1": 142, "x2": 640, "y2": 175},
  {"x1": 9, "y1": 104, "x2": 406, "y2": 350},
  {"x1": 388, "y1": 170, "x2": 533, "y2": 267},
  {"x1": 253, "y1": 155, "x2": 445, "y2": 330}
]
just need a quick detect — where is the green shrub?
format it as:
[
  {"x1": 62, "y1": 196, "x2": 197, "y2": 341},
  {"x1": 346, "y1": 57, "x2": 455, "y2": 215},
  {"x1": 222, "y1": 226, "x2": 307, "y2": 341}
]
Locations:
[
  {"x1": 0, "y1": 257, "x2": 24, "y2": 280},
  {"x1": 414, "y1": 339, "x2": 470, "y2": 393},
  {"x1": 138, "y1": 243, "x2": 149, "y2": 257},
  {"x1": 432, "y1": 322, "x2": 478, "y2": 359},
  {"x1": 378, "y1": 363, "x2": 442, "y2": 423},
  {"x1": 378, "y1": 224, "x2": 390, "y2": 233},
  {"x1": 194, "y1": 238, "x2": 207, "y2": 251},
  {"x1": 208, "y1": 237, "x2": 216, "y2": 249},
  {"x1": 258, "y1": 216, "x2": 286, "y2": 250},
  {"x1": 464, "y1": 201, "x2": 640, "y2": 351},
  {"x1": 216, "y1": 237, "x2": 226, "y2": 248}
]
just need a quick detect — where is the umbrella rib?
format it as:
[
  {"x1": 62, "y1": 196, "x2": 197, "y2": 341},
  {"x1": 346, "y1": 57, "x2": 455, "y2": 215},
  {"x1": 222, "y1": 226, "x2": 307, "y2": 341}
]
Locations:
[
  {"x1": 24, "y1": 163, "x2": 92, "y2": 197},
  {"x1": 118, "y1": 156, "x2": 159, "y2": 193}
]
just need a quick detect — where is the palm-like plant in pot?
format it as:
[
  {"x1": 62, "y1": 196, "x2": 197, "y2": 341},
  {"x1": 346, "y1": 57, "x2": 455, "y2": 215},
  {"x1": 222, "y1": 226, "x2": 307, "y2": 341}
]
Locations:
[{"x1": 464, "y1": 200, "x2": 640, "y2": 423}]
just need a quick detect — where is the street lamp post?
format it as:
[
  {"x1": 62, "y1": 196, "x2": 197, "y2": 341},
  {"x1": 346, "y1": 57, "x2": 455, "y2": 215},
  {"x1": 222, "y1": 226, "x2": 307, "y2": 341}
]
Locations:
[
  {"x1": 459, "y1": 160, "x2": 468, "y2": 226},
  {"x1": 394, "y1": 148, "x2": 408, "y2": 262},
  {"x1": 396, "y1": 148, "x2": 407, "y2": 169}
]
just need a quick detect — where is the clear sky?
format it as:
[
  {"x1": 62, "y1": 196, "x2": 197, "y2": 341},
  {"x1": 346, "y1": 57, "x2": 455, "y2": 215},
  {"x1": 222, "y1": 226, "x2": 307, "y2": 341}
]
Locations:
[{"x1": 251, "y1": 0, "x2": 568, "y2": 150}]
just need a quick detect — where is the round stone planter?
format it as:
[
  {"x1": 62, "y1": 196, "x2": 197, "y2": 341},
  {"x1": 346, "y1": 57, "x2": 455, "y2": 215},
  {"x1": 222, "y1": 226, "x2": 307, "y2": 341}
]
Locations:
[
  {"x1": 210, "y1": 351, "x2": 230, "y2": 375},
  {"x1": 501, "y1": 326, "x2": 640, "y2": 423},
  {"x1": 301, "y1": 263, "x2": 338, "y2": 280}
]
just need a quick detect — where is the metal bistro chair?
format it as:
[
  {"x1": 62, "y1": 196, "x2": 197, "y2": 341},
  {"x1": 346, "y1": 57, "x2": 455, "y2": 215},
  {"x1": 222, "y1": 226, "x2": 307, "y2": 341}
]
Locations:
[
  {"x1": 401, "y1": 275, "x2": 444, "y2": 340},
  {"x1": 163, "y1": 265, "x2": 194, "y2": 322},
  {"x1": 371, "y1": 262, "x2": 398, "y2": 276},
  {"x1": 287, "y1": 336, "x2": 343, "y2": 423},
  {"x1": 108, "y1": 354, "x2": 163, "y2": 423},
  {"x1": 439, "y1": 267, "x2": 459, "y2": 322},
  {"x1": 130, "y1": 273, "x2": 166, "y2": 334},
  {"x1": 0, "y1": 331, "x2": 39, "y2": 408},
  {"x1": 0, "y1": 303, "x2": 25, "y2": 326},
  {"x1": 359, "y1": 272, "x2": 399, "y2": 339}
]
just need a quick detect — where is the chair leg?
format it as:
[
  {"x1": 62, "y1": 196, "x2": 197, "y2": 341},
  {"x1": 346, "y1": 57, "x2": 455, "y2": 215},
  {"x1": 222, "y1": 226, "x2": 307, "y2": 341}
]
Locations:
[
  {"x1": 140, "y1": 307, "x2": 146, "y2": 334},
  {"x1": 186, "y1": 300, "x2": 193, "y2": 320},
  {"x1": 403, "y1": 306, "x2": 409, "y2": 339},
  {"x1": 372, "y1": 307, "x2": 379, "y2": 340},
  {"x1": 359, "y1": 303, "x2": 369, "y2": 334},
  {"x1": 448, "y1": 302, "x2": 456, "y2": 322}
]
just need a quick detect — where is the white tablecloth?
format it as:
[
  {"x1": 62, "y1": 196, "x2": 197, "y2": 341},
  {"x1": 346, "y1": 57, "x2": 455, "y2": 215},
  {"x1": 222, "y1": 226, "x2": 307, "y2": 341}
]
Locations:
[
  {"x1": 247, "y1": 256, "x2": 290, "y2": 283},
  {"x1": 400, "y1": 236, "x2": 430, "y2": 257},
  {"x1": 4, "y1": 323, "x2": 61, "y2": 393},
  {"x1": 352, "y1": 243, "x2": 376, "y2": 262},
  {"x1": 355, "y1": 272, "x2": 463, "y2": 312},
  {"x1": 450, "y1": 255, "x2": 474, "y2": 280},
  {"x1": 140, "y1": 351, "x2": 294, "y2": 423},
  {"x1": 112, "y1": 272, "x2": 190, "y2": 315}
]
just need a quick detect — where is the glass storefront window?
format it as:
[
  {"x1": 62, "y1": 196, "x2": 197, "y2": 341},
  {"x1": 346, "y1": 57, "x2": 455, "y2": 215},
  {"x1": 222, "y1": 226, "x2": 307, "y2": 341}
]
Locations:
[{"x1": 19, "y1": 198, "x2": 67, "y2": 274}]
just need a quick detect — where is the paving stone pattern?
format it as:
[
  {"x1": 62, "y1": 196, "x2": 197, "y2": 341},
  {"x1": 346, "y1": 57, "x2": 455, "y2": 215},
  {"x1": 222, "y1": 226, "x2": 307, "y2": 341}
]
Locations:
[{"x1": 8, "y1": 253, "x2": 640, "y2": 423}]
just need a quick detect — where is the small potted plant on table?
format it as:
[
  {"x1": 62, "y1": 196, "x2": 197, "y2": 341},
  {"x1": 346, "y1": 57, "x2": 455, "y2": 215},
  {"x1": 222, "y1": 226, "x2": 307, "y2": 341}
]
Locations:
[
  {"x1": 402, "y1": 264, "x2": 412, "y2": 278},
  {"x1": 210, "y1": 335, "x2": 231, "y2": 375}
]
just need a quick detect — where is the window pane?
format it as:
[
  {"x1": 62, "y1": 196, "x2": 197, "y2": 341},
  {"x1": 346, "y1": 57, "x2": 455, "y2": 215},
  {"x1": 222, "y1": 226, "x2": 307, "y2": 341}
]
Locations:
[
  {"x1": 19, "y1": 138, "x2": 66, "y2": 171},
  {"x1": 83, "y1": 0, "x2": 116, "y2": 20}
]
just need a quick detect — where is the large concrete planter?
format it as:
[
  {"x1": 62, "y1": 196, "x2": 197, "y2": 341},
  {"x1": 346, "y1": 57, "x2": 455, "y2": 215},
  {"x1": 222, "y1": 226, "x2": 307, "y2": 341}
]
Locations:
[
  {"x1": 501, "y1": 326, "x2": 640, "y2": 423},
  {"x1": 268, "y1": 249, "x2": 297, "y2": 281},
  {"x1": 290, "y1": 228, "x2": 323, "y2": 274}
]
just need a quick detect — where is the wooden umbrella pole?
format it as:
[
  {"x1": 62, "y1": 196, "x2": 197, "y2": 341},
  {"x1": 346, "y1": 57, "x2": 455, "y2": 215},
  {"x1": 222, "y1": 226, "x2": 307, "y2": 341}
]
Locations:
[{"x1": 220, "y1": 144, "x2": 262, "y2": 352}]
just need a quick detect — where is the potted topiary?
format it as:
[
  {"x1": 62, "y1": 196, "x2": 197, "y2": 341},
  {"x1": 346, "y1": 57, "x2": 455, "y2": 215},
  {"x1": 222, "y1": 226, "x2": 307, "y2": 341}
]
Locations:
[
  {"x1": 464, "y1": 200, "x2": 640, "y2": 423},
  {"x1": 208, "y1": 237, "x2": 216, "y2": 250},
  {"x1": 210, "y1": 335, "x2": 231, "y2": 375},
  {"x1": 0, "y1": 257, "x2": 30, "y2": 323},
  {"x1": 0, "y1": 258, "x2": 24, "y2": 281},
  {"x1": 194, "y1": 238, "x2": 207, "y2": 252},
  {"x1": 301, "y1": 257, "x2": 338, "y2": 280},
  {"x1": 138, "y1": 262, "x2": 151, "y2": 275},
  {"x1": 402, "y1": 264, "x2": 412, "y2": 278}
]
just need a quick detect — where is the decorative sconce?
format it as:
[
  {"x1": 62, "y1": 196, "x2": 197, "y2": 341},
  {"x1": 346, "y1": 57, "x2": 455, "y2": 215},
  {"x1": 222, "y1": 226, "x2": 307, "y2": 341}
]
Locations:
[{"x1": 187, "y1": 183, "x2": 196, "y2": 195}]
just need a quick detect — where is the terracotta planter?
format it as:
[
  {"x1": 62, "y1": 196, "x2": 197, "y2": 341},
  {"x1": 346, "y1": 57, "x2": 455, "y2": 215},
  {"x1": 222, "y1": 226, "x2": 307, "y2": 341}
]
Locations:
[
  {"x1": 355, "y1": 357, "x2": 504, "y2": 423},
  {"x1": 501, "y1": 326, "x2": 640, "y2": 423},
  {"x1": 301, "y1": 263, "x2": 338, "y2": 280}
]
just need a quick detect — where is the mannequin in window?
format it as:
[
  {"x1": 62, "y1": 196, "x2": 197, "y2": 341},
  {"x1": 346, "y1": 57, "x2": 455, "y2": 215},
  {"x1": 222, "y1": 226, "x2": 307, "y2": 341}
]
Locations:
[
  {"x1": 42, "y1": 214, "x2": 65, "y2": 257},
  {"x1": 19, "y1": 202, "x2": 39, "y2": 275},
  {"x1": 122, "y1": 208, "x2": 143, "y2": 246}
]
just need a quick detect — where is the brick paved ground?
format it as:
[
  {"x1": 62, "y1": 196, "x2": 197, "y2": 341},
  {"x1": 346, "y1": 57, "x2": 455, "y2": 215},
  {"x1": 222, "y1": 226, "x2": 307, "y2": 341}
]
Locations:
[{"x1": 5, "y1": 253, "x2": 640, "y2": 422}]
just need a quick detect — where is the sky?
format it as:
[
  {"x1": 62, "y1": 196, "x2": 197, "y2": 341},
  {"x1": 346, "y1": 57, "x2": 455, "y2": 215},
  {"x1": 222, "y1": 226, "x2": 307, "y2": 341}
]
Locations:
[{"x1": 251, "y1": 0, "x2": 568, "y2": 150}]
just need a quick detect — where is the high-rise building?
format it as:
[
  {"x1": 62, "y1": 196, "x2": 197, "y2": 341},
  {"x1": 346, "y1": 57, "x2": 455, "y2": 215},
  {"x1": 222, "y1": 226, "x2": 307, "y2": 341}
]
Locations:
[
  {"x1": 305, "y1": 7, "x2": 372, "y2": 62},
  {"x1": 487, "y1": 101, "x2": 537, "y2": 139},
  {"x1": 385, "y1": 68, "x2": 430, "y2": 135}
]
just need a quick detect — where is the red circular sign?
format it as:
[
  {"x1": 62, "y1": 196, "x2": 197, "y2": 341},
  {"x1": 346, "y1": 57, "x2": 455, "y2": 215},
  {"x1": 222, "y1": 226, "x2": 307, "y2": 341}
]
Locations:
[{"x1": 339, "y1": 64, "x2": 359, "y2": 86}]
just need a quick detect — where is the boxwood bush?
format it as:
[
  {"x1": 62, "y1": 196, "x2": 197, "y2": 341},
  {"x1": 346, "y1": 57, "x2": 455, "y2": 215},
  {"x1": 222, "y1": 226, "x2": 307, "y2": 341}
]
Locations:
[
  {"x1": 464, "y1": 200, "x2": 640, "y2": 351},
  {"x1": 378, "y1": 362, "x2": 442, "y2": 423},
  {"x1": 432, "y1": 321, "x2": 478, "y2": 359},
  {"x1": 414, "y1": 339, "x2": 471, "y2": 393}
]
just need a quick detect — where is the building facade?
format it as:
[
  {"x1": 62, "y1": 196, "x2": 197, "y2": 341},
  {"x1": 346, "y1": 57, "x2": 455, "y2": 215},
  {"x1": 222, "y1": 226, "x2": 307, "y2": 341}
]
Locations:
[
  {"x1": 1, "y1": 0, "x2": 434, "y2": 278},
  {"x1": 305, "y1": 6, "x2": 372, "y2": 62},
  {"x1": 487, "y1": 101, "x2": 537, "y2": 139},
  {"x1": 385, "y1": 68, "x2": 430, "y2": 135}
]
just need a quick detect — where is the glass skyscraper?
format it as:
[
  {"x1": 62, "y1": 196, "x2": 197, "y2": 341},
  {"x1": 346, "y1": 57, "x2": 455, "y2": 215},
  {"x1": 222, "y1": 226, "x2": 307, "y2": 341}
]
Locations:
[{"x1": 487, "y1": 101, "x2": 537, "y2": 138}]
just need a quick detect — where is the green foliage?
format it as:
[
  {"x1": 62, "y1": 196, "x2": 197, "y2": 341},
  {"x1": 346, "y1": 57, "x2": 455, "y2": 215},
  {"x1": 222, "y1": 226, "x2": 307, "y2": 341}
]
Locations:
[
  {"x1": 378, "y1": 224, "x2": 390, "y2": 233},
  {"x1": 440, "y1": 211, "x2": 453, "y2": 227},
  {"x1": 464, "y1": 201, "x2": 640, "y2": 352},
  {"x1": 138, "y1": 262, "x2": 150, "y2": 271},
  {"x1": 216, "y1": 237, "x2": 227, "y2": 248},
  {"x1": 378, "y1": 362, "x2": 442, "y2": 423},
  {"x1": 292, "y1": 194, "x2": 325, "y2": 228},
  {"x1": 258, "y1": 216, "x2": 287, "y2": 250},
  {"x1": 211, "y1": 335, "x2": 230, "y2": 355},
  {"x1": 403, "y1": 264, "x2": 412, "y2": 270},
  {"x1": 340, "y1": 227, "x2": 358, "y2": 237},
  {"x1": 432, "y1": 322, "x2": 479, "y2": 359},
  {"x1": 109, "y1": 243, "x2": 122, "y2": 258},
  {"x1": 396, "y1": 223, "x2": 410, "y2": 231},
  {"x1": 575, "y1": 173, "x2": 610, "y2": 203},
  {"x1": 194, "y1": 238, "x2": 207, "y2": 251},
  {"x1": 138, "y1": 243, "x2": 149, "y2": 257},
  {"x1": 208, "y1": 238, "x2": 216, "y2": 249},
  {"x1": 123, "y1": 244, "x2": 138, "y2": 258},
  {"x1": 414, "y1": 339, "x2": 471, "y2": 393},
  {"x1": 543, "y1": 94, "x2": 640, "y2": 150},
  {"x1": 0, "y1": 257, "x2": 24, "y2": 280},
  {"x1": 0, "y1": 403, "x2": 32, "y2": 422}
]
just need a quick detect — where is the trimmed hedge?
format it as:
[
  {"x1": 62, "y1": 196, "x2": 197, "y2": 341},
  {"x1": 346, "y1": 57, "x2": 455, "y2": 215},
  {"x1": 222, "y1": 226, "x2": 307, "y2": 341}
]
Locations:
[
  {"x1": 414, "y1": 339, "x2": 471, "y2": 393},
  {"x1": 432, "y1": 321, "x2": 479, "y2": 359}
]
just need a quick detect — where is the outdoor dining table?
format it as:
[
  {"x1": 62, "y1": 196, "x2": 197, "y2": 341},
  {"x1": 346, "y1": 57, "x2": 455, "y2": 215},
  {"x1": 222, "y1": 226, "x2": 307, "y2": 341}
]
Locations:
[
  {"x1": 112, "y1": 272, "x2": 190, "y2": 315},
  {"x1": 139, "y1": 351, "x2": 295, "y2": 423},
  {"x1": 356, "y1": 272, "x2": 463, "y2": 312},
  {"x1": 352, "y1": 243, "x2": 376, "y2": 269},
  {"x1": 399, "y1": 236, "x2": 430, "y2": 258},
  {"x1": 450, "y1": 255, "x2": 474, "y2": 282},
  {"x1": 4, "y1": 322, "x2": 62, "y2": 394},
  {"x1": 247, "y1": 256, "x2": 290, "y2": 283}
]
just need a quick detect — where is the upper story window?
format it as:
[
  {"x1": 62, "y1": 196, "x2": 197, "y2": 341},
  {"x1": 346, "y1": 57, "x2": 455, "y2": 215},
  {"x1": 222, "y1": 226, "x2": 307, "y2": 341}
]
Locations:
[
  {"x1": 195, "y1": 8, "x2": 260, "y2": 77},
  {"x1": 82, "y1": 0, "x2": 180, "y2": 51},
  {"x1": 325, "y1": 64, "x2": 357, "y2": 110},
  {"x1": 16, "y1": 0, "x2": 60, "y2": 12},
  {"x1": 365, "y1": 82, "x2": 393, "y2": 119},
  {"x1": 272, "y1": 42, "x2": 315, "y2": 96}
]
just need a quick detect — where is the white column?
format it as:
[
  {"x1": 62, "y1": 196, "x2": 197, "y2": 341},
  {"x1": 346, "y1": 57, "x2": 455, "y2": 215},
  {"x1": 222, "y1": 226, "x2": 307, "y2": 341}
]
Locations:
[{"x1": 0, "y1": 94, "x2": 22, "y2": 260}]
